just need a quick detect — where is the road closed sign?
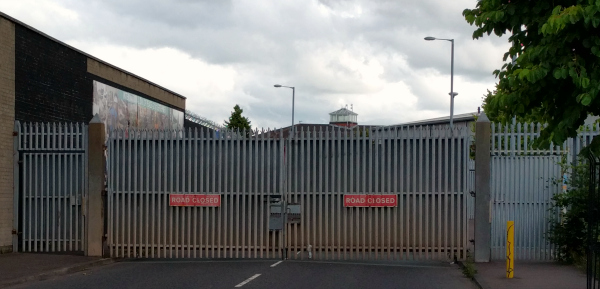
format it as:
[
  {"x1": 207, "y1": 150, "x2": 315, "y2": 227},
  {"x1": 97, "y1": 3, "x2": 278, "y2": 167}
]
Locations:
[
  {"x1": 169, "y1": 194, "x2": 221, "y2": 207},
  {"x1": 343, "y1": 194, "x2": 397, "y2": 207}
]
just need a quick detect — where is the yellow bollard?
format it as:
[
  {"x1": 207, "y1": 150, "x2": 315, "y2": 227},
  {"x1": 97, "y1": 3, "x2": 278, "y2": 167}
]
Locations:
[{"x1": 506, "y1": 221, "x2": 514, "y2": 278}]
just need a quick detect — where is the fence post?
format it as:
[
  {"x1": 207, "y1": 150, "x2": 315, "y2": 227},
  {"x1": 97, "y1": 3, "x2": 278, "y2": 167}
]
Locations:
[
  {"x1": 86, "y1": 115, "x2": 105, "y2": 256},
  {"x1": 12, "y1": 122, "x2": 20, "y2": 253},
  {"x1": 474, "y1": 112, "x2": 491, "y2": 262}
]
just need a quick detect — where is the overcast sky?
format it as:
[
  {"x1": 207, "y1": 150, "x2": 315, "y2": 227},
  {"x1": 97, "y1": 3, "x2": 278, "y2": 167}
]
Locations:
[{"x1": 0, "y1": 0, "x2": 510, "y2": 129}]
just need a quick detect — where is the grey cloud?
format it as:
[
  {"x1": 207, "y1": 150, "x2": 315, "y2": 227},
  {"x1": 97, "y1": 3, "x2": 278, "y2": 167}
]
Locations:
[{"x1": 4, "y1": 0, "x2": 508, "y2": 127}]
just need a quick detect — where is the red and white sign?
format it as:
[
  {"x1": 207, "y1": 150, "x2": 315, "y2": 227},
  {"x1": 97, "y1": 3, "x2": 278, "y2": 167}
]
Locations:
[
  {"x1": 169, "y1": 194, "x2": 221, "y2": 207},
  {"x1": 344, "y1": 194, "x2": 397, "y2": 207}
]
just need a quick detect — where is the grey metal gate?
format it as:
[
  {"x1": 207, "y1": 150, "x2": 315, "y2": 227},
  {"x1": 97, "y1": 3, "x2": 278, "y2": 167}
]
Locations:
[
  {"x1": 106, "y1": 125, "x2": 471, "y2": 260},
  {"x1": 14, "y1": 122, "x2": 88, "y2": 253}
]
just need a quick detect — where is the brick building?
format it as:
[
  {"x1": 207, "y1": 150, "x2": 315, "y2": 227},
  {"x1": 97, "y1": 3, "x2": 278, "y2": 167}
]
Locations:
[{"x1": 0, "y1": 12, "x2": 192, "y2": 253}]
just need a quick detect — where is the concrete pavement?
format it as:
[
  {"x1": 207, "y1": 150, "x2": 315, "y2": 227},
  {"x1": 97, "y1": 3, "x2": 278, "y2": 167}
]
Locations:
[
  {"x1": 472, "y1": 261, "x2": 586, "y2": 289},
  {"x1": 0, "y1": 253, "x2": 114, "y2": 288}
]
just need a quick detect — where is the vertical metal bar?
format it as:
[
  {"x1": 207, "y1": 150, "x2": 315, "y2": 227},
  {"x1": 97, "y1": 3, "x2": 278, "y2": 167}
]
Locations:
[
  {"x1": 48, "y1": 152, "x2": 58, "y2": 252},
  {"x1": 347, "y1": 127, "x2": 353, "y2": 260},
  {"x1": 324, "y1": 127, "x2": 329, "y2": 260},
  {"x1": 45, "y1": 130, "x2": 50, "y2": 252},
  {"x1": 126, "y1": 128, "x2": 132, "y2": 257},
  {"x1": 133, "y1": 128, "x2": 139, "y2": 257},
  {"x1": 430, "y1": 127, "x2": 436, "y2": 260},
  {"x1": 149, "y1": 130, "x2": 156, "y2": 258},
  {"x1": 193, "y1": 128, "x2": 198, "y2": 258},
  {"x1": 418, "y1": 127, "x2": 423, "y2": 259},
  {"x1": 298, "y1": 127, "x2": 304, "y2": 259},
  {"x1": 314, "y1": 127, "x2": 321, "y2": 260},
  {"x1": 222, "y1": 129, "x2": 228, "y2": 258},
  {"x1": 362, "y1": 127, "x2": 367, "y2": 260},
  {"x1": 50, "y1": 125, "x2": 56, "y2": 252},
  {"x1": 234, "y1": 131, "x2": 240, "y2": 258},
  {"x1": 218, "y1": 130, "x2": 224, "y2": 258},
  {"x1": 145, "y1": 131, "x2": 151, "y2": 258},
  {"x1": 242, "y1": 130, "x2": 247, "y2": 258},
  {"x1": 385, "y1": 129, "x2": 391, "y2": 260},
  {"x1": 266, "y1": 130, "x2": 271, "y2": 258},
  {"x1": 18, "y1": 125, "x2": 24, "y2": 252},
  {"x1": 393, "y1": 127, "x2": 398, "y2": 260},
  {"x1": 374, "y1": 128, "x2": 380, "y2": 260},
  {"x1": 281, "y1": 129, "x2": 286, "y2": 260},
  {"x1": 424, "y1": 127, "x2": 429, "y2": 259},
  {"x1": 337, "y1": 128, "x2": 342, "y2": 260},
  {"x1": 182, "y1": 131, "x2": 188, "y2": 258},
  {"x1": 176, "y1": 129, "x2": 182, "y2": 258},
  {"x1": 463, "y1": 129, "x2": 469, "y2": 260},
  {"x1": 34, "y1": 149, "x2": 38, "y2": 252},
  {"x1": 213, "y1": 127, "x2": 218, "y2": 258},
  {"x1": 115, "y1": 129, "x2": 121, "y2": 256},
  {"x1": 436, "y1": 126, "x2": 443, "y2": 260},
  {"x1": 167, "y1": 129, "x2": 173, "y2": 257},
  {"x1": 399, "y1": 127, "x2": 405, "y2": 259},
  {"x1": 24, "y1": 152, "x2": 29, "y2": 252},
  {"x1": 252, "y1": 129, "x2": 258, "y2": 258},
  {"x1": 161, "y1": 129, "x2": 167, "y2": 258},
  {"x1": 199, "y1": 128, "x2": 204, "y2": 258},
  {"x1": 410, "y1": 127, "x2": 416, "y2": 259},
  {"x1": 309, "y1": 127, "x2": 316, "y2": 260},
  {"x1": 450, "y1": 127, "x2": 456, "y2": 259},
  {"x1": 260, "y1": 129, "x2": 265, "y2": 258},
  {"x1": 368, "y1": 127, "x2": 373, "y2": 260},
  {"x1": 183, "y1": 129, "x2": 189, "y2": 258}
]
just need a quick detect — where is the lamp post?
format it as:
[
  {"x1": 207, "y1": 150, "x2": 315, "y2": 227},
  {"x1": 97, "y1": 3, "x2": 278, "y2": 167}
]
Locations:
[
  {"x1": 273, "y1": 84, "x2": 296, "y2": 260},
  {"x1": 274, "y1": 84, "x2": 295, "y2": 138},
  {"x1": 425, "y1": 36, "x2": 456, "y2": 130}
]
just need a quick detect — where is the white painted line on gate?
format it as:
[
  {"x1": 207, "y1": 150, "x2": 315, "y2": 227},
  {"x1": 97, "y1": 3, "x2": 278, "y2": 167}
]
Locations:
[
  {"x1": 270, "y1": 261, "x2": 283, "y2": 267},
  {"x1": 234, "y1": 274, "x2": 261, "y2": 287}
]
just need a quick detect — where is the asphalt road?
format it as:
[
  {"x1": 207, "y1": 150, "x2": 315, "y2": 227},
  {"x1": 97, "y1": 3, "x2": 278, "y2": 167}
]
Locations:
[{"x1": 10, "y1": 259, "x2": 478, "y2": 289}]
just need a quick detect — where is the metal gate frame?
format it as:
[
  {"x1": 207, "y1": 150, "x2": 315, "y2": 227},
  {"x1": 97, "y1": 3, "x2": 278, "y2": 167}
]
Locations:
[
  {"x1": 106, "y1": 126, "x2": 470, "y2": 261},
  {"x1": 13, "y1": 122, "x2": 88, "y2": 253}
]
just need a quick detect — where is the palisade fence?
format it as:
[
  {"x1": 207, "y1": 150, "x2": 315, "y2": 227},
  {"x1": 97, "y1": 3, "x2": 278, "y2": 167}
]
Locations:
[
  {"x1": 15, "y1": 122, "x2": 88, "y2": 253},
  {"x1": 106, "y1": 125, "x2": 471, "y2": 261},
  {"x1": 490, "y1": 121, "x2": 600, "y2": 260}
]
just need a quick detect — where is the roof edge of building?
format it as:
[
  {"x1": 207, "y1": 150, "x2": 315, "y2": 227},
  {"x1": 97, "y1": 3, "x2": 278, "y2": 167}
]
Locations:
[{"x1": 0, "y1": 11, "x2": 187, "y2": 100}]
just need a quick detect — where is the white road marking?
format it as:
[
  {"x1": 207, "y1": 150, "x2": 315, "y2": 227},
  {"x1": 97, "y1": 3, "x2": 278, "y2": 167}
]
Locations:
[
  {"x1": 270, "y1": 261, "x2": 283, "y2": 267},
  {"x1": 234, "y1": 274, "x2": 261, "y2": 287}
]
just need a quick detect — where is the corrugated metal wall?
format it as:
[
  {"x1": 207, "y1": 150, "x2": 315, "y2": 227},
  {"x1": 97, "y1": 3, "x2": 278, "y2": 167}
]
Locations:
[{"x1": 106, "y1": 126, "x2": 471, "y2": 260}]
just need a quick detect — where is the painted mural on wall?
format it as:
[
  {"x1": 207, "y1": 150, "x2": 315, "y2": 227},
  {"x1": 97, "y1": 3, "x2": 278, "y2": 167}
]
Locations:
[{"x1": 92, "y1": 80, "x2": 183, "y2": 131}]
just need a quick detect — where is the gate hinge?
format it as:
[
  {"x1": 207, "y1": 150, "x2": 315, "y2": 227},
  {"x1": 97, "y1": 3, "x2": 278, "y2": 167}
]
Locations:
[
  {"x1": 469, "y1": 239, "x2": 475, "y2": 244},
  {"x1": 13, "y1": 131, "x2": 18, "y2": 136},
  {"x1": 469, "y1": 191, "x2": 476, "y2": 197},
  {"x1": 12, "y1": 229, "x2": 19, "y2": 235}
]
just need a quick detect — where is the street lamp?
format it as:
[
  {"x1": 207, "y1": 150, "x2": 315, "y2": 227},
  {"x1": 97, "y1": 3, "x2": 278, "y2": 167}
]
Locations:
[
  {"x1": 274, "y1": 84, "x2": 295, "y2": 138},
  {"x1": 425, "y1": 36, "x2": 456, "y2": 130}
]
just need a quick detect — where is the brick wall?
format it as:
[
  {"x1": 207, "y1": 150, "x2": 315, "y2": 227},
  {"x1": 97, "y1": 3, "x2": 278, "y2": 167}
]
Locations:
[
  {"x1": 0, "y1": 17, "x2": 16, "y2": 252},
  {"x1": 14, "y1": 25, "x2": 93, "y2": 123}
]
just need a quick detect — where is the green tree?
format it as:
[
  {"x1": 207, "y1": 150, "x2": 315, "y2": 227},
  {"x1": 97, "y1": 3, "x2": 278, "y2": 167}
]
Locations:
[
  {"x1": 463, "y1": 1, "x2": 600, "y2": 150},
  {"x1": 548, "y1": 155, "x2": 589, "y2": 264},
  {"x1": 224, "y1": 104, "x2": 252, "y2": 133}
]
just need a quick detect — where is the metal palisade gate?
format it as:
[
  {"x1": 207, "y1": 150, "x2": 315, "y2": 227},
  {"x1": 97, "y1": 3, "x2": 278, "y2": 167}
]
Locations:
[
  {"x1": 106, "y1": 125, "x2": 471, "y2": 261},
  {"x1": 14, "y1": 122, "x2": 88, "y2": 253},
  {"x1": 489, "y1": 122, "x2": 600, "y2": 261}
]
